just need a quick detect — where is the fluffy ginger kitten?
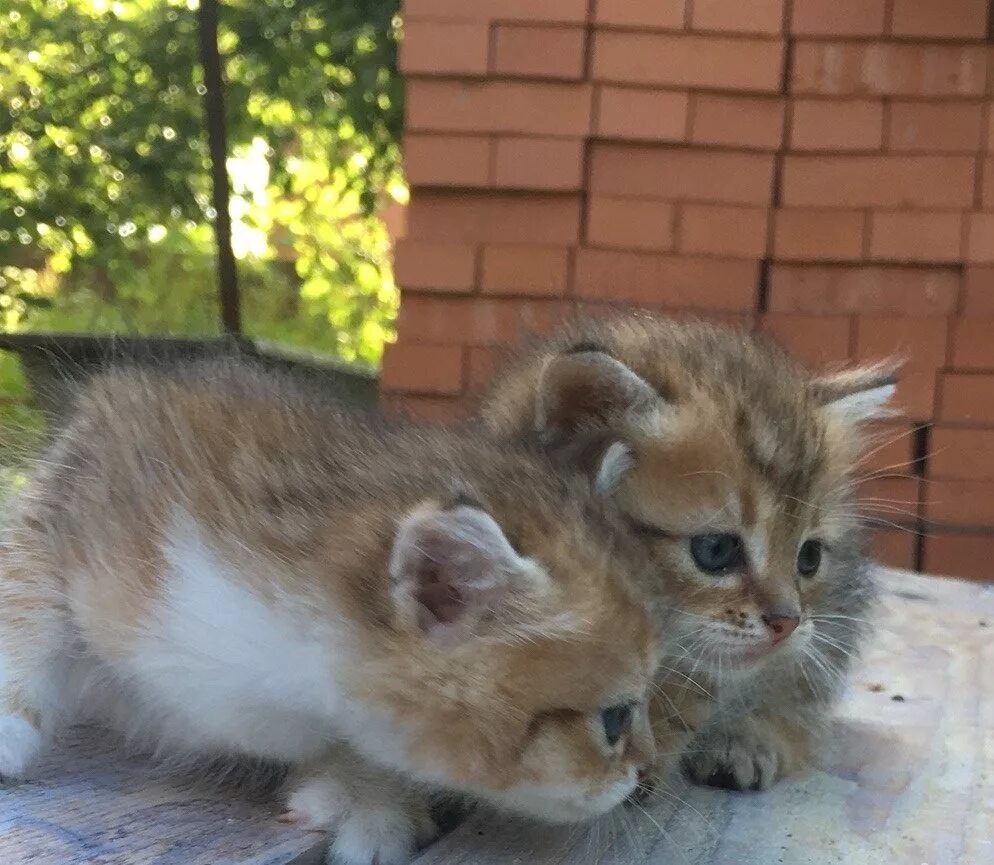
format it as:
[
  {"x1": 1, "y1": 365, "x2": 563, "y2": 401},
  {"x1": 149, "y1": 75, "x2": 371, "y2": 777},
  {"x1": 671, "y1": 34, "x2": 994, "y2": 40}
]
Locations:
[
  {"x1": 0, "y1": 361, "x2": 661, "y2": 865},
  {"x1": 480, "y1": 313, "x2": 897, "y2": 792}
]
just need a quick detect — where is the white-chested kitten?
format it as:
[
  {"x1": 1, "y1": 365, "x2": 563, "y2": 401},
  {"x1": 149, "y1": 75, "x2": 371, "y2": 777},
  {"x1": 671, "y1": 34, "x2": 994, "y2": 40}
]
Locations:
[{"x1": 0, "y1": 360, "x2": 662, "y2": 865}]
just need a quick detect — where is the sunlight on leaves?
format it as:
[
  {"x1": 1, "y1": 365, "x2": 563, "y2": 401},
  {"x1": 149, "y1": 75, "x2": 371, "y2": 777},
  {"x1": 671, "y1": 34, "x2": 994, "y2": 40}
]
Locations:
[{"x1": 0, "y1": 0, "x2": 404, "y2": 367}]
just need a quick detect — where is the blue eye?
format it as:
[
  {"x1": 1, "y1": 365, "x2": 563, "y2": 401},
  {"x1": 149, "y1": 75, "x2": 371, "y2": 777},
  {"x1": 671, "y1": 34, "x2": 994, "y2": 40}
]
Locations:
[
  {"x1": 797, "y1": 540, "x2": 822, "y2": 576},
  {"x1": 601, "y1": 704, "x2": 633, "y2": 746},
  {"x1": 689, "y1": 534, "x2": 745, "y2": 574}
]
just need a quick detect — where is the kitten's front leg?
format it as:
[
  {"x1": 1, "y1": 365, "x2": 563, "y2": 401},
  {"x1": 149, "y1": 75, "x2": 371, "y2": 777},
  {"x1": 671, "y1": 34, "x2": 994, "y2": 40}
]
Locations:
[
  {"x1": 682, "y1": 710, "x2": 817, "y2": 792},
  {"x1": 282, "y1": 749, "x2": 438, "y2": 865},
  {"x1": 0, "y1": 549, "x2": 73, "y2": 783},
  {"x1": 628, "y1": 680, "x2": 713, "y2": 802}
]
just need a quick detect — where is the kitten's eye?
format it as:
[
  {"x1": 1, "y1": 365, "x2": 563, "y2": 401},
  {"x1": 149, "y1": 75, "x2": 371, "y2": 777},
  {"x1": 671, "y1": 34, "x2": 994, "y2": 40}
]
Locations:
[
  {"x1": 601, "y1": 703, "x2": 634, "y2": 746},
  {"x1": 689, "y1": 533, "x2": 745, "y2": 574},
  {"x1": 797, "y1": 539, "x2": 823, "y2": 576}
]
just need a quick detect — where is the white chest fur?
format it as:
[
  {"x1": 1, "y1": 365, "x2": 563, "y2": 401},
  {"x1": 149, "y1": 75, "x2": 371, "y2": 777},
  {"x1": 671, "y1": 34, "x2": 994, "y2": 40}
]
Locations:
[{"x1": 120, "y1": 517, "x2": 351, "y2": 761}]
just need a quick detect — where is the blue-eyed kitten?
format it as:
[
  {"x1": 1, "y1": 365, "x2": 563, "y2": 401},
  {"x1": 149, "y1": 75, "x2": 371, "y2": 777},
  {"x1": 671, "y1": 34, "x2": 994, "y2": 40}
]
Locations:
[
  {"x1": 479, "y1": 313, "x2": 896, "y2": 790},
  {"x1": 0, "y1": 360, "x2": 663, "y2": 864}
]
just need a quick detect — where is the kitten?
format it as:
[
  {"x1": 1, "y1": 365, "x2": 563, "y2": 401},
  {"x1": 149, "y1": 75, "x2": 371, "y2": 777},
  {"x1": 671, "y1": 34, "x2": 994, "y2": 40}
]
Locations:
[
  {"x1": 479, "y1": 313, "x2": 896, "y2": 791},
  {"x1": 0, "y1": 360, "x2": 662, "y2": 865}
]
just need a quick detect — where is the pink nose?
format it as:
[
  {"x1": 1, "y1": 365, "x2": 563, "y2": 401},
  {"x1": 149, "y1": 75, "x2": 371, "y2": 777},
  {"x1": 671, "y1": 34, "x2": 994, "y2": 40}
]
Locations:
[{"x1": 763, "y1": 613, "x2": 800, "y2": 646}]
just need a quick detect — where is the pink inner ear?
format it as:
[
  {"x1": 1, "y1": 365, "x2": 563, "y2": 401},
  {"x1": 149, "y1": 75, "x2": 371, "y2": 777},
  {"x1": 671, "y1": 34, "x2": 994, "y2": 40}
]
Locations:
[
  {"x1": 415, "y1": 561, "x2": 464, "y2": 627},
  {"x1": 391, "y1": 504, "x2": 523, "y2": 641}
]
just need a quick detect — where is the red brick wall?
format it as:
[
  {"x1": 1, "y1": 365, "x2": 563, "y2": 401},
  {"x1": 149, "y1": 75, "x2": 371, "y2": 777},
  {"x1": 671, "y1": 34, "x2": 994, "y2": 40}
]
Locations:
[{"x1": 384, "y1": 0, "x2": 994, "y2": 581}]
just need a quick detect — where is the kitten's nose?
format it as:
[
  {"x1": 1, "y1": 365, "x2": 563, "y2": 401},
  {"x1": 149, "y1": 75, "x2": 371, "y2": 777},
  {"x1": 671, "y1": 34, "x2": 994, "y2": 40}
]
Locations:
[{"x1": 762, "y1": 613, "x2": 800, "y2": 645}]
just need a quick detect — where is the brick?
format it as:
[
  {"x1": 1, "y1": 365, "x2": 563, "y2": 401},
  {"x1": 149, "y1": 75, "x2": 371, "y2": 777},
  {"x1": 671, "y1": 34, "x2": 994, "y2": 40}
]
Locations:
[
  {"x1": 886, "y1": 102, "x2": 983, "y2": 154},
  {"x1": 574, "y1": 249, "x2": 758, "y2": 310},
  {"x1": 860, "y1": 421, "x2": 918, "y2": 476},
  {"x1": 380, "y1": 342, "x2": 464, "y2": 395},
  {"x1": 789, "y1": 100, "x2": 884, "y2": 152},
  {"x1": 982, "y1": 158, "x2": 994, "y2": 209},
  {"x1": 679, "y1": 205, "x2": 769, "y2": 258},
  {"x1": 396, "y1": 295, "x2": 571, "y2": 346},
  {"x1": 769, "y1": 265, "x2": 960, "y2": 316},
  {"x1": 924, "y1": 532, "x2": 994, "y2": 581},
  {"x1": 400, "y1": 20, "x2": 489, "y2": 75},
  {"x1": 773, "y1": 208, "x2": 865, "y2": 261},
  {"x1": 586, "y1": 196, "x2": 677, "y2": 252},
  {"x1": 380, "y1": 394, "x2": 469, "y2": 424},
  {"x1": 407, "y1": 192, "x2": 581, "y2": 244},
  {"x1": 402, "y1": 0, "x2": 588, "y2": 22},
  {"x1": 781, "y1": 155, "x2": 975, "y2": 209},
  {"x1": 898, "y1": 372, "x2": 939, "y2": 420},
  {"x1": 590, "y1": 143, "x2": 775, "y2": 205},
  {"x1": 691, "y1": 0, "x2": 785, "y2": 36},
  {"x1": 889, "y1": 0, "x2": 988, "y2": 39},
  {"x1": 926, "y1": 479, "x2": 994, "y2": 529},
  {"x1": 930, "y1": 428, "x2": 994, "y2": 481},
  {"x1": 492, "y1": 24, "x2": 585, "y2": 80},
  {"x1": 858, "y1": 476, "x2": 921, "y2": 525},
  {"x1": 690, "y1": 94, "x2": 784, "y2": 149},
  {"x1": 493, "y1": 137, "x2": 584, "y2": 191},
  {"x1": 594, "y1": 0, "x2": 685, "y2": 27},
  {"x1": 870, "y1": 530, "x2": 917, "y2": 571},
  {"x1": 596, "y1": 87, "x2": 689, "y2": 142},
  {"x1": 855, "y1": 317, "x2": 948, "y2": 371},
  {"x1": 939, "y1": 374, "x2": 994, "y2": 423},
  {"x1": 963, "y1": 267, "x2": 994, "y2": 313},
  {"x1": 406, "y1": 80, "x2": 592, "y2": 137},
  {"x1": 479, "y1": 245, "x2": 569, "y2": 296},
  {"x1": 592, "y1": 31, "x2": 785, "y2": 93},
  {"x1": 404, "y1": 134, "x2": 491, "y2": 187},
  {"x1": 966, "y1": 213, "x2": 994, "y2": 264},
  {"x1": 791, "y1": 0, "x2": 887, "y2": 36},
  {"x1": 951, "y1": 318, "x2": 994, "y2": 370},
  {"x1": 381, "y1": 199, "x2": 407, "y2": 243},
  {"x1": 759, "y1": 314, "x2": 853, "y2": 366},
  {"x1": 902, "y1": 372, "x2": 939, "y2": 420},
  {"x1": 393, "y1": 239, "x2": 477, "y2": 292},
  {"x1": 868, "y1": 212, "x2": 963, "y2": 264},
  {"x1": 467, "y1": 346, "x2": 503, "y2": 392},
  {"x1": 791, "y1": 42, "x2": 987, "y2": 98}
]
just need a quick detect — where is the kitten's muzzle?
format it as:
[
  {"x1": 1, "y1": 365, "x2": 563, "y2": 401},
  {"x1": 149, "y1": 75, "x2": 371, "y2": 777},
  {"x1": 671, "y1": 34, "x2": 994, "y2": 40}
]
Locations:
[{"x1": 625, "y1": 765, "x2": 655, "y2": 806}]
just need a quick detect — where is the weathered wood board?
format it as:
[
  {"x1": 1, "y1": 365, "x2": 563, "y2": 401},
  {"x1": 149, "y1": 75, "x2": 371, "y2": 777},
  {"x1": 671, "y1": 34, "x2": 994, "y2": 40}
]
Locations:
[
  {"x1": 0, "y1": 730, "x2": 319, "y2": 864},
  {"x1": 2, "y1": 569, "x2": 992, "y2": 865}
]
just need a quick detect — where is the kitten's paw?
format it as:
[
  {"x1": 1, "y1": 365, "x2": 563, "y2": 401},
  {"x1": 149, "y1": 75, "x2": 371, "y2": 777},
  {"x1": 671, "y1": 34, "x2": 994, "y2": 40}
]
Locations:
[
  {"x1": 283, "y1": 773, "x2": 353, "y2": 831},
  {"x1": 683, "y1": 724, "x2": 782, "y2": 792},
  {"x1": 326, "y1": 799, "x2": 437, "y2": 865},
  {"x1": 0, "y1": 713, "x2": 43, "y2": 782},
  {"x1": 285, "y1": 772, "x2": 437, "y2": 865}
]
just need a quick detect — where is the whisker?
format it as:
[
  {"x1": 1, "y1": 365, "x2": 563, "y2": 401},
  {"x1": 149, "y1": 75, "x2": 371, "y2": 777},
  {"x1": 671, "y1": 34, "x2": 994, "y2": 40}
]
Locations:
[{"x1": 855, "y1": 424, "x2": 923, "y2": 470}]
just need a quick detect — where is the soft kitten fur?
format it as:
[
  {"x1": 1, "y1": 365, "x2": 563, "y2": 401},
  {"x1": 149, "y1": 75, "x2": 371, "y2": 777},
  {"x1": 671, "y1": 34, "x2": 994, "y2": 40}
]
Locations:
[
  {"x1": 479, "y1": 312, "x2": 897, "y2": 791},
  {"x1": 0, "y1": 360, "x2": 662, "y2": 865}
]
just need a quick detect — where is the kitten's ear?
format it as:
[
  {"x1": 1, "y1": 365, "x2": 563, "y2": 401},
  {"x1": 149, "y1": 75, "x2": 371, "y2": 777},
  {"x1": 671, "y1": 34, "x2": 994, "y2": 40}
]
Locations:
[
  {"x1": 813, "y1": 360, "x2": 901, "y2": 425},
  {"x1": 536, "y1": 349, "x2": 661, "y2": 439},
  {"x1": 592, "y1": 440, "x2": 635, "y2": 496},
  {"x1": 389, "y1": 503, "x2": 545, "y2": 645}
]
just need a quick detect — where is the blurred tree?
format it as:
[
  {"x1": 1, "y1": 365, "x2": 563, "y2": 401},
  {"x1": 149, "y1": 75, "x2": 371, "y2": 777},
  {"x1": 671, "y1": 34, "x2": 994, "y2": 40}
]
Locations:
[{"x1": 0, "y1": 0, "x2": 403, "y2": 364}]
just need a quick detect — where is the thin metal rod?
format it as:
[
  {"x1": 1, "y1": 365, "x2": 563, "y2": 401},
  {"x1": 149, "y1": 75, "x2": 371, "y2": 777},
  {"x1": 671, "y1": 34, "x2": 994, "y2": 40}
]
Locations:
[{"x1": 196, "y1": 0, "x2": 241, "y2": 337}]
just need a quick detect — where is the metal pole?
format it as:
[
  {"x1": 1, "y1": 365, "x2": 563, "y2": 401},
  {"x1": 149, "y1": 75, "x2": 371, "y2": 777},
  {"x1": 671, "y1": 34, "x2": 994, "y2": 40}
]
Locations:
[{"x1": 196, "y1": 0, "x2": 241, "y2": 337}]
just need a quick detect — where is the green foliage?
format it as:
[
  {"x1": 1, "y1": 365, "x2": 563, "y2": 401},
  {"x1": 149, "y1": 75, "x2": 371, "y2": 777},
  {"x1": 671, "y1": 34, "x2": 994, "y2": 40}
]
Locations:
[
  {"x1": 0, "y1": 0, "x2": 403, "y2": 365},
  {"x1": 0, "y1": 356, "x2": 44, "y2": 495}
]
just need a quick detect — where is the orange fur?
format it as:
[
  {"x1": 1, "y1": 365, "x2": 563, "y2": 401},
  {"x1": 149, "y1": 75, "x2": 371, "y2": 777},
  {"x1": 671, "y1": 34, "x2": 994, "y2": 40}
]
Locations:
[
  {"x1": 480, "y1": 312, "x2": 895, "y2": 791},
  {"x1": 0, "y1": 360, "x2": 664, "y2": 863}
]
